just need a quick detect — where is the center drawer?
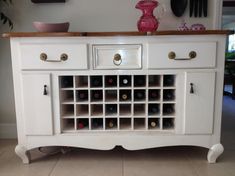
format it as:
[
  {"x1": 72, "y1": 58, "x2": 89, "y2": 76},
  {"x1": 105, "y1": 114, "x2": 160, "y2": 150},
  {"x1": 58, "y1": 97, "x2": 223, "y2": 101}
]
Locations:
[
  {"x1": 20, "y1": 43, "x2": 88, "y2": 70},
  {"x1": 148, "y1": 42, "x2": 217, "y2": 69},
  {"x1": 93, "y1": 44, "x2": 142, "y2": 69}
]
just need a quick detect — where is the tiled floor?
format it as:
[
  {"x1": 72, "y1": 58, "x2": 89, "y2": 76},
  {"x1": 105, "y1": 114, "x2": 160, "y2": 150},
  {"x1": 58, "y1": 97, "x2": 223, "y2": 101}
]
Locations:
[{"x1": 0, "y1": 96, "x2": 235, "y2": 176}]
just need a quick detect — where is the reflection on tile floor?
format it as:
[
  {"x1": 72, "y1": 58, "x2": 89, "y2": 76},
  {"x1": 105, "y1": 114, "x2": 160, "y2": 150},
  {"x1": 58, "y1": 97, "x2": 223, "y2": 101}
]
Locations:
[{"x1": 0, "y1": 96, "x2": 234, "y2": 176}]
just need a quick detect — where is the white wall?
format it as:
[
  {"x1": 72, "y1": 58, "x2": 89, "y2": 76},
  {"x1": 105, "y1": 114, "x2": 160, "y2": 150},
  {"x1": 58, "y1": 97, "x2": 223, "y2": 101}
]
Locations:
[
  {"x1": 0, "y1": 0, "x2": 222, "y2": 138},
  {"x1": 2, "y1": 0, "x2": 220, "y2": 32}
]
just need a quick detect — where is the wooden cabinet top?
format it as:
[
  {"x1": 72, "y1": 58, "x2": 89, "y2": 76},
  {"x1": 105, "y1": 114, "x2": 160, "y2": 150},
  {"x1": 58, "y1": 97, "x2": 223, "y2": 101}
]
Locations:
[{"x1": 2, "y1": 30, "x2": 233, "y2": 38}]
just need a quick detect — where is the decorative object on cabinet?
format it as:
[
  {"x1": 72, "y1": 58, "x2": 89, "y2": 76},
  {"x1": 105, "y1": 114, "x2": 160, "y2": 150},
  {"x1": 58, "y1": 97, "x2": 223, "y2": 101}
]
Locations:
[
  {"x1": 170, "y1": 0, "x2": 188, "y2": 17},
  {"x1": 2, "y1": 30, "x2": 230, "y2": 164},
  {"x1": 190, "y1": 23, "x2": 206, "y2": 31},
  {"x1": 135, "y1": 0, "x2": 165, "y2": 32},
  {"x1": 33, "y1": 22, "x2": 69, "y2": 32},
  {"x1": 190, "y1": 0, "x2": 208, "y2": 17},
  {"x1": 178, "y1": 20, "x2": 189, "y2": 31},
  {"x1": 31, "y1": 0, "x2": 65, "y2": 3}
]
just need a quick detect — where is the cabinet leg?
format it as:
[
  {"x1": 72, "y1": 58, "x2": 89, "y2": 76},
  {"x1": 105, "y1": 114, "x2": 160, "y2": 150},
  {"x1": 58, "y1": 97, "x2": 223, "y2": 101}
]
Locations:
[
  {"x1": 207, "y1": 144, "x2": 224, "y2": 163},
  {"x1": 15, "y1": 145, "x2": 31, "y2": 164}
]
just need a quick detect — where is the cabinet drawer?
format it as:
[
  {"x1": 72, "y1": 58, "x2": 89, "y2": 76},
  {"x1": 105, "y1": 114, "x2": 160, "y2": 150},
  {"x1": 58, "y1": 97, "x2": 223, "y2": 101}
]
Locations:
[
  {"x1": 20, "y1": 44, "x2": 88, "y2": 70},
  {"x1": 148, "y1": 42, "x2": 217, "y2": 69},
  {"x1": 93, "y1": 44, "x2": 142, "y2": 69}
]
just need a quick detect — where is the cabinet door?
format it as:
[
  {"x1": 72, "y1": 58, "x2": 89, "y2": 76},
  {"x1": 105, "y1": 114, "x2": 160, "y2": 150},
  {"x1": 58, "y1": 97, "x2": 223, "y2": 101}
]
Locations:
[
  {"x1": 184, "y1": 72, "x2": 215, "y2": 134},
  {"x1": 22, "y1": 73, "x2": 53, "y2": 135}
]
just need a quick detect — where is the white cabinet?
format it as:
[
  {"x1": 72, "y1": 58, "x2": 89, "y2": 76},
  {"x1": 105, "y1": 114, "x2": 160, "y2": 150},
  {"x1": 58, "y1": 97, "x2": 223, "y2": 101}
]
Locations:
[
  {"x1": 8, "y1": 32, "x2": 227, "y2": 164},
  {"x1": 22, "y1": 73, "x2": 53, "y2": 135},
  {"x1": 184, "y1": 72, "x2": 215, "y2": 134}
]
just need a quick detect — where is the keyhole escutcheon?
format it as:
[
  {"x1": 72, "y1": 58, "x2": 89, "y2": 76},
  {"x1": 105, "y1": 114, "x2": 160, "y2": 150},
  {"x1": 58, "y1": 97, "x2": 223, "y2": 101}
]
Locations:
[
  {"x1": 190, "y1": 83, "x2": 194, "y2": 94},
  {"x1": 43, "y1": 85, "x2": 48, "y2": 95}
]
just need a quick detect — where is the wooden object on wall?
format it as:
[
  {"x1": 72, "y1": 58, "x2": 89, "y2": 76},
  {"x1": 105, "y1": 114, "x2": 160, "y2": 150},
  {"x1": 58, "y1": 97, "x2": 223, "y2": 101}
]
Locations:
[{"x1": 31, "y1": 0, "x2": 65, "y2": 3}]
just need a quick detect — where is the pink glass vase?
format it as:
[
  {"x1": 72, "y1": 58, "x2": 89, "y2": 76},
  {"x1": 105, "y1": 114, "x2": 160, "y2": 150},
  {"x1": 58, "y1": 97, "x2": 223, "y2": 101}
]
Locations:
[{"x1": 135, "y1": 0, "x2": 159, "y2": 32}]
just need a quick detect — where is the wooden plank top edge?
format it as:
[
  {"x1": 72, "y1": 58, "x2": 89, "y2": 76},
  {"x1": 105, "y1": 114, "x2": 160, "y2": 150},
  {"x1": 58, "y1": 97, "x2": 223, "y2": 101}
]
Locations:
[{"x1": 2, "y1": 30, "x2": 234, "y2": 38}]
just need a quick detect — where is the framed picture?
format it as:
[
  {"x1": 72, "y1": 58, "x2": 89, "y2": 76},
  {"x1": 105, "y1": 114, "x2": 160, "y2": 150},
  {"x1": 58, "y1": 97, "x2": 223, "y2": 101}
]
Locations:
[{"x1": 31, "y1": 0, "x2": 65, "y2": 3}]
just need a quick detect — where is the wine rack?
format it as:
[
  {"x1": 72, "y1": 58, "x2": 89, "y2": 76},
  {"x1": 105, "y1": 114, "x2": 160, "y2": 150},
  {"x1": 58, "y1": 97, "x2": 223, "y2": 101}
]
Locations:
[{"x1": 60, "y1": 74, "x2": 176, "y2": 132}]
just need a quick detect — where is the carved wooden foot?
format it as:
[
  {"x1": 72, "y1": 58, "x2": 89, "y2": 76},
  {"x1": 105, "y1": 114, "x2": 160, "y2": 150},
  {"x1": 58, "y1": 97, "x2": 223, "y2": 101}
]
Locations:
[
  {"x1": 15, "y1": 145, "x2": 31, "y2": 164},
  {"x1": 207, "y1": 144, "x2": 224, "y2": 163}
]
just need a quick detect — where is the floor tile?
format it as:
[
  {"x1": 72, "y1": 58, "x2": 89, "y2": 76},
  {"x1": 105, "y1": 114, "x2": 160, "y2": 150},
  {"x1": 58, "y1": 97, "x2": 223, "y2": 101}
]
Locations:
[
  {"x1": 221, "y1": 150, "x2": 235, "y2": 176},
  {"x1": 123, "y1": 147, "x2": 197, "y2": 176},
  {"x1": 221, "y1": 132, "x2": 235, "y2": 151},
  {"x1": 186, "y1": 147, "x2": 235, "y2": 176},
  {"x1": 0, "y1": 139, "x2": 17, "y2": 153},
  {"x1": 0, "y1": 146, "x2": 60, "y2": 176},
  {"x1": 50, "y1": 148, "x2": 123, "y2": 176}
]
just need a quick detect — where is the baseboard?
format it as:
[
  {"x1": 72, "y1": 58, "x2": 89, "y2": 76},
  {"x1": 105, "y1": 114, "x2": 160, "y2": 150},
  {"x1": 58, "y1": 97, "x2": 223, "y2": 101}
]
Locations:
[{"x1": 0, "y1": 123, "x2": 17, "y2": 139}]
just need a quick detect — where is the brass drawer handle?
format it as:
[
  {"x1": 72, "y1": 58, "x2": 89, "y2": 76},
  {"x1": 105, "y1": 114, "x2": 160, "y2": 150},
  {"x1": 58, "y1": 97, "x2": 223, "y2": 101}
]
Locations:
[
  {"x1": 40, "y1": 53, "x2": 47, "y2": 61},
  {"x1": 113, "y1": 53, "x2": 122, "y2": 66},
  {"x1": 189, "y1": 51, "x2": 197, "y2": 59},
  {"x1": 60, "y1": 53, "x2": 68, "y2": 61},
  {"x1": 40, "y1": 53, "x2": 68, "y2": 62},
  {"x1": 168, "y1": 51, "x2": 176, "y2": 60},
  {"x1": 168, "y1": 51, "x2": 197, "y2": 60}
]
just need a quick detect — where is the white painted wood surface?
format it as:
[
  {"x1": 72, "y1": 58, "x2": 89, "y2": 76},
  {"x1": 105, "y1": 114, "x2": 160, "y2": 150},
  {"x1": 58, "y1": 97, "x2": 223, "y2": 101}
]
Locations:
[
  {"x1": 184, "y1": 72, "x2": 216, "y2": 134},
  {"x1": 9, "y1": 35, "x2": 226, "y2": 163},
  {"x1": 207, "y1": 144, "x2": 224, "y2": 163},
  {"x1": 22, "y1": 73, "x2": 53, "y2": 135},
  {"x1": 148, "y1": 42, "x2": 217, "y2": 69},
  {"x1": 93, "y1": 44, "x2": 142, "y2": 69},
  {"x1": 20, "y1": 43, "x2": 88, "y2": 70}
]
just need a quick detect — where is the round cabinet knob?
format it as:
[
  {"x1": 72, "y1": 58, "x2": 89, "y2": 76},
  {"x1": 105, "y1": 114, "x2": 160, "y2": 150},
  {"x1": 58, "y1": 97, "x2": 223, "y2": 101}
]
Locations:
[
  {"x1": 113, "y1": 53, "x2": 122, "y2": 66},
  {"x1": 40, "y1": 53, "x2": 47, "y2": 61},
  {"x1": 168, "y1": 51, "x2": 176, "y2": 59},
  {"x1": 189, "y1": 51, "x2": 197, "y2": 59},
  {"x1": 60, "y1": 53, "x2": 68, "y2": 61}
]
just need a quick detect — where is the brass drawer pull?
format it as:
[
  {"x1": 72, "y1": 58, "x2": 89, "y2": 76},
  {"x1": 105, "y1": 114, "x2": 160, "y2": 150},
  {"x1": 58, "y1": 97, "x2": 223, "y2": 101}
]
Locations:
[
  {"x1": 113, "y1": 53, "x2": 122, "y2": 66},
  {"x1": 40, "y1": 53, "x2": 68, "y2": 62},
  {"x1": 168, "y1": 51, "x2": 197, "y2": 60},
  {"x1": 189, "y1": 51, "x2": 197, "y2": 59},
  {"x1": 40, "y1": 53, "x2": 47, "y2": 61},
  {"x1": 60, "y1": 53, "x2": 68, "y2": 61},
  {"x1": 168, "y1": 51, "x2": 176, "y2": 60}
]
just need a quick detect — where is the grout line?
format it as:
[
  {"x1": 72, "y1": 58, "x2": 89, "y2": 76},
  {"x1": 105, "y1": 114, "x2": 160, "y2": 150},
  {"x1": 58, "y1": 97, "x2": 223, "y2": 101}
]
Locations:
[{"x1": 48, "y1": 153, "x2": 62, "y2": 176}]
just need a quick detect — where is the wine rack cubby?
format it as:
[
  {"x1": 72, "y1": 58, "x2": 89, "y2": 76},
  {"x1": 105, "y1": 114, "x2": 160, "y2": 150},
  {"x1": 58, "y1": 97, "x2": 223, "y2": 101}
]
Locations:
[{"x1": 60, "y1": 74, "x2": 176, "y2": 132}]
